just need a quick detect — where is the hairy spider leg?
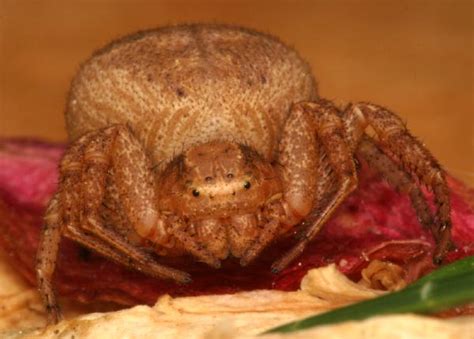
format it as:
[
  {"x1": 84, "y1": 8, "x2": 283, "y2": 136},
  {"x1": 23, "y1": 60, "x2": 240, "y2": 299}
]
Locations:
[
  {"x1": 37, "y1": 126, "x2": 191, "y2": 324},
  {"x1": 272, "y1": 100, "x2": 452, "y2": 272},
  {"x1": 36, "y1": 193, "x2": 63, "y2": 324},
  {"x1": 240, "y1": 219, "x2": 280, "y2": 266},
  {"x1": 272, "y1": 100, "x2": 358, "y2": 273},
  {"x1": 355, "y1": 136, "x2": 434, "y2": 230},
  {"x1": 344, "y1": 102, "x2": 452, "y2": 262},
  {"x1": 36, "y1": 133, "x2": 96, "y2": 324}
]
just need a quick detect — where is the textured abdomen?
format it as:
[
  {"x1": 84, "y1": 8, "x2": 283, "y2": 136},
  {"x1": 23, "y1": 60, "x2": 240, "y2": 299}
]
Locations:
[{"x1": 66, "y1": 24, "x2": 317, "y2": 167}]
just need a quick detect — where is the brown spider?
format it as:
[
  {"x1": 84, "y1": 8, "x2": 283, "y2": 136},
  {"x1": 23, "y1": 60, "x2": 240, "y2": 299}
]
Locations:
[{"x1": 36, "y1": 24, "x2": 452, "y2": 324}]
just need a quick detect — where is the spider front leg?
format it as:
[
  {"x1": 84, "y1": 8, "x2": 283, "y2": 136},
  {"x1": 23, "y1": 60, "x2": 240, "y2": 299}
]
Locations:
[
  {"x1": 355, "y1": 136, "x2": 434, "y2": 231},
  {"x1": 272, "y1": 100, "x2": 358, "y2": 273},
  {"x1": 36, "y1": 125, "x2": 190, "y2": 324},
  {"x1": 343, "y1": 102, "x2": 452, "y2": 262}
]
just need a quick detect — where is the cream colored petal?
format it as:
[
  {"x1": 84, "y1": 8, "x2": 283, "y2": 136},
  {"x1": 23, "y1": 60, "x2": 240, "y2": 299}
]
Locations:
[{"x1": 0, "y1": 251, "x2": 471, "y2": 339}]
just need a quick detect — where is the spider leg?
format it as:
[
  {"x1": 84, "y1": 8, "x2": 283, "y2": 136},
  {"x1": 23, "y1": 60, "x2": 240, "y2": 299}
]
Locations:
[
  {"x1": 36, "y1": 134, "x2": 95, "y2": 324},
  {"x1": 345, "y1": 103, "x2": 452, "y2": 263},
  {"x1": 36, "y1": 193, "x2": 62, "y2": 324},
  {"x1": 68, "y1": 127, "x2": 190, "y2": 282},
  {"x1": 172, "y1": 224, "x2": 222, "y2": 268},
  {"x1": 63, "y1": 224, "x2": 183, "y2": 280},
  {"x1": 240, "y1": 219, "x2": 279, "y2": 266},
  {"x1": 228, "y1": 214, "x2": 259, "y2": 258},
  {"x1": 356, "y1": 136, "x2": 434, "y2": 230},
  {"x1": 272, "y1": 100, "x2": 358, "y2": 273},
  {"x1": 37, "y1": 126, "x2": 193, "y2": 324}
]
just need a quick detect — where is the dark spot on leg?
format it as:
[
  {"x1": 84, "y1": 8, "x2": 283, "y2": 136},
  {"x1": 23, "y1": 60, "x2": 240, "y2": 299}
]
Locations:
[
  {"x1": 146, "y1": 74, "x2": 153, "y2": 82},
  {"x1": 261, "y1": 74, "x2": 267, "y2": 84}
]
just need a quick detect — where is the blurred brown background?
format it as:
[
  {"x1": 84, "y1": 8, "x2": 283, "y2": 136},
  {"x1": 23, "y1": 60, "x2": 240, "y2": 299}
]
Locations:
[{"x1": 0, "y1": 0, "x2": 473, "y2": 185}]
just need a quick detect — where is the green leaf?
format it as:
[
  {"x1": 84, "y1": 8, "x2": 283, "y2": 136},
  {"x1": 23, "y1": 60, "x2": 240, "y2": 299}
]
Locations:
[
  {"x1": 263, "y1": 256, "x2": 474, "y2": 334},
  {"x1": 411, "y1": 255, "x2": 474, "y2": 286}
]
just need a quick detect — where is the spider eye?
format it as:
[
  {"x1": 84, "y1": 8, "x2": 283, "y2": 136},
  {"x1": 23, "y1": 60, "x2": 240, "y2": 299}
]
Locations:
[
  {"x1": 243, "y1": 181, "x2": 251, "y2": 190},
  {"x1": 192, "y1": 189, "x2": 200, "y2": 197}
]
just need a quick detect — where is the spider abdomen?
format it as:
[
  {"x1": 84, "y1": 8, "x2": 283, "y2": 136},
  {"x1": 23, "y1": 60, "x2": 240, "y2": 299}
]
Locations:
[{"x1": 66, "y1": 24, "x2": 317, "y2": 167}]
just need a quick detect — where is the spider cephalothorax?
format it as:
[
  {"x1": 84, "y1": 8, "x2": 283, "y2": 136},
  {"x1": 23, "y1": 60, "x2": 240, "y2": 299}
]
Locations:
[
  {"x1": 36, "y1": 24, "x2": 452, "y2": 324},
  {"x1": 158, "y1": 142, "x2": 282, "y2": 220},
  {"x1": 153, "y1": 141, "x2": 286, "y2": 263}
]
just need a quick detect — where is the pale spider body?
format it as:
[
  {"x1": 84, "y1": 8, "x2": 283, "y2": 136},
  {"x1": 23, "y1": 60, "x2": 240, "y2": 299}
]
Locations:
[{"x1": 37, "y1": 24, "x2": 452, "y2": 324}]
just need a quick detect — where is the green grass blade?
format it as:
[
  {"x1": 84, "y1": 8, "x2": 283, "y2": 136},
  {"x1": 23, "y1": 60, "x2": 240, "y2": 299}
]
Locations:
[
  {"x1": 263, "y1": 256, "x2": 474, "y2": 334},
  {"x1": 411, "y1": 255, "x2": 474, "y2": 286}
]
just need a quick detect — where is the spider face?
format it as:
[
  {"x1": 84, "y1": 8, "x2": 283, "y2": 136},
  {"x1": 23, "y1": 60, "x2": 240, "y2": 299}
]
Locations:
[{"x1": 157, "y1": 141, "x2": 282, "y2": 219}]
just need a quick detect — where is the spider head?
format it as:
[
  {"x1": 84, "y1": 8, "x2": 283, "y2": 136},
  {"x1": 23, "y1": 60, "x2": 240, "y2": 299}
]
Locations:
[{"x1": 158, "y1": 141, "x2": 282, "y2": 219}]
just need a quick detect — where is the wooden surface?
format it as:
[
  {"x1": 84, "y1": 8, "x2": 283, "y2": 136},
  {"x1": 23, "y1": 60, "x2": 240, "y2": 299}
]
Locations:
[{"x1": 0, "y1": 0, "x2": 472, "y2": 185}]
